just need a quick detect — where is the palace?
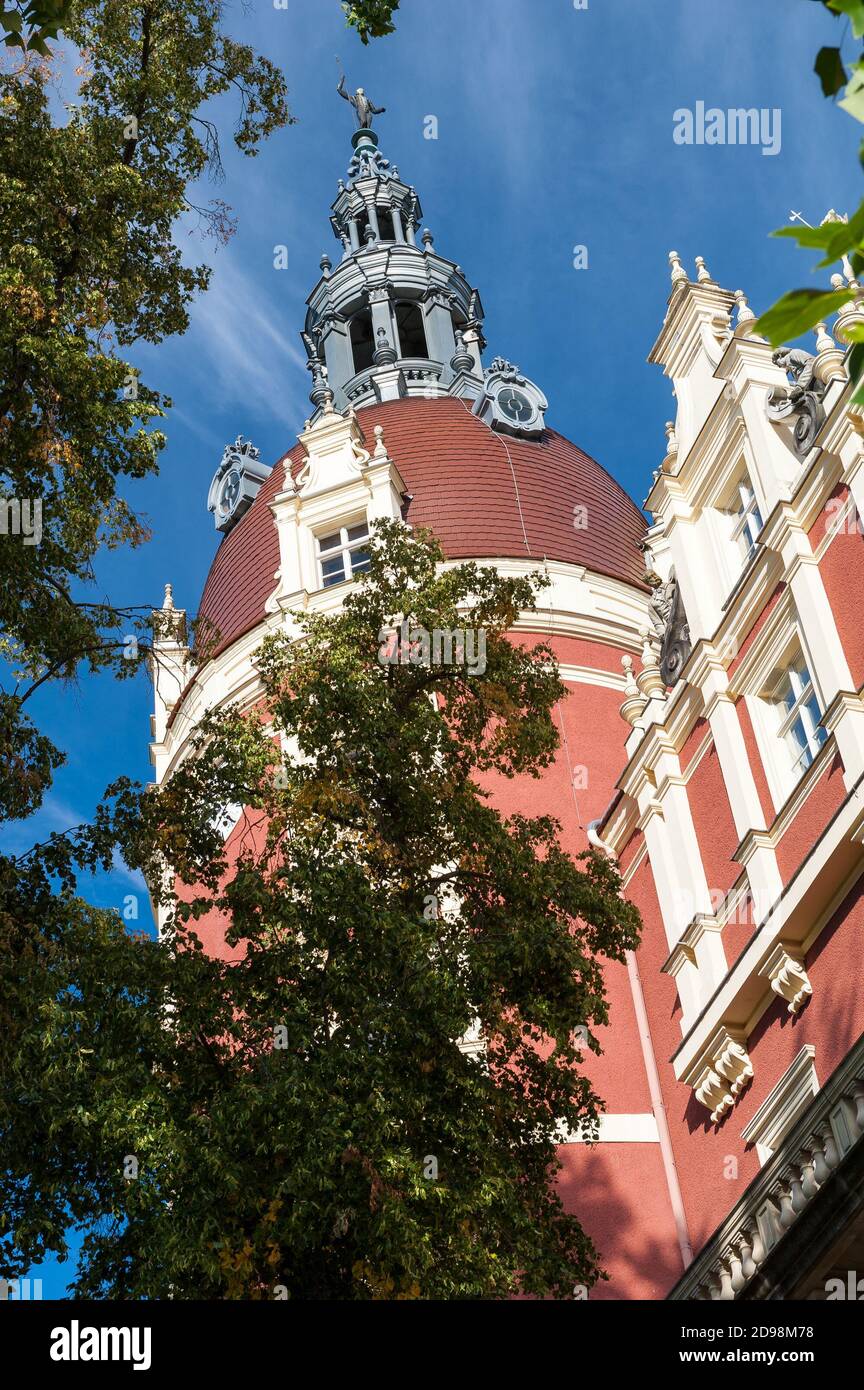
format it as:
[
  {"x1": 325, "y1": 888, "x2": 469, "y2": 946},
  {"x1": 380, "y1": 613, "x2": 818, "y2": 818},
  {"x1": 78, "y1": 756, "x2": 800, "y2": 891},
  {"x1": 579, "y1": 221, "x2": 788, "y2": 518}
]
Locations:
[{"x1": 149, "y1": 108, "x2": 864, "y2": 1300}]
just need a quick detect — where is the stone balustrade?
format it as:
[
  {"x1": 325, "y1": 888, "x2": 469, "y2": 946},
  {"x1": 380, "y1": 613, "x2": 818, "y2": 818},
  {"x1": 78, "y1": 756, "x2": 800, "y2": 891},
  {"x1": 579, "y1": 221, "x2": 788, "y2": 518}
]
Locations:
[{"x1": 671, "y1": 1034, "x2": 864, "y2": 1299}]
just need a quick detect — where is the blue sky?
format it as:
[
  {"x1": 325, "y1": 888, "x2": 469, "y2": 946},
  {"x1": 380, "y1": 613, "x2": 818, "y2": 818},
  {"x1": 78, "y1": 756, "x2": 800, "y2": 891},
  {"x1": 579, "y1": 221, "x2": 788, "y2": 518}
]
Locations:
[{"x1": 14, "y1": 0, "x2": 864, "y2": 1295}]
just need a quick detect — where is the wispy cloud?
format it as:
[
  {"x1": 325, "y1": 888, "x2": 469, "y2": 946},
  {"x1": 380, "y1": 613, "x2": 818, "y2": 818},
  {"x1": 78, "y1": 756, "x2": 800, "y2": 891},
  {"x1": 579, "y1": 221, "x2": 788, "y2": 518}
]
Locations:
[{"x1": 183, "y1": 242, "x2": 310, "y2": 425}]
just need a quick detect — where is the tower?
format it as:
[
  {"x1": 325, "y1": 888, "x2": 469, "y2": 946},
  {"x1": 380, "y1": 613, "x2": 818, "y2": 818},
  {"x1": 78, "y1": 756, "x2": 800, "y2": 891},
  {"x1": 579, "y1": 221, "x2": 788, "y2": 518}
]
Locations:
[{"x1": 153, "y1": 100, "x2": 689, "y2": 1299}]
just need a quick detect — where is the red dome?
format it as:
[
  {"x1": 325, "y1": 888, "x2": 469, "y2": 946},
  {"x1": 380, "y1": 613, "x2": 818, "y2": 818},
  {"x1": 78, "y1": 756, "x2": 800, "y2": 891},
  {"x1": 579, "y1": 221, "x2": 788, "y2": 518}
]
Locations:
[{"x1": 196, "y1": 397, "x2": 648, "y2": 656}]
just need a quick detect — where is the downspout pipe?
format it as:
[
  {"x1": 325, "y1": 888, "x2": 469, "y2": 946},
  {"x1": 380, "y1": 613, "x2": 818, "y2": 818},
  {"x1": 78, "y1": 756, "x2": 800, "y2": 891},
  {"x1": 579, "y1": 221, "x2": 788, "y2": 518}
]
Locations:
[{"x1": 587, "y1": 815, "x2": 694, "y2": 1273}]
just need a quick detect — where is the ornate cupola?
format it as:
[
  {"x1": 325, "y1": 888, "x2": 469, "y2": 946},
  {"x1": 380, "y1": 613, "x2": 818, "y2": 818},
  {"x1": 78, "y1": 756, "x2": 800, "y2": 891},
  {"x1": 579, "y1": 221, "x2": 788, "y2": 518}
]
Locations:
[{"x1": 302, "y1": 84, "x2": 491, "y2": 415}]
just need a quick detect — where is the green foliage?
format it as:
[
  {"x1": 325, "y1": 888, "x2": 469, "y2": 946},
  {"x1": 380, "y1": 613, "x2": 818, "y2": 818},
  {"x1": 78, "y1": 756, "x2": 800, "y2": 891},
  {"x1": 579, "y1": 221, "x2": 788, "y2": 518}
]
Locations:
[
  {"x1": 0, "y1": 526, "x2": 641, "y2": 1299},
  {"x1": 827, "y1": 0, "x2": 864, "y2": 39},
  {"x1": 815, "y1": 44, "x2": 847, "y2": 96},
  {"x1": 754, "y1": 286, "x2": 854, "y2": 345},
  {"x1": 757, "y1": 2, "x2": 864, "y2": 367},
  {"x1": 0, "y1": 3, "x2": 290, "y2": 815},
  {"x1": 342, "y1": 0, "x2": 399, "y2": 44},
  {"x1": 0, "y1": 1, "x2": 72, "y2": 55}
]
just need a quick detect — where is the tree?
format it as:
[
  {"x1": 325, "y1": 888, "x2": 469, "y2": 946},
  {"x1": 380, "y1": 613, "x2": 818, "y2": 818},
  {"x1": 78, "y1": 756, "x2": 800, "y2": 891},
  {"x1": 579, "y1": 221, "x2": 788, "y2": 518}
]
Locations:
[
  {"x1": 0, "y1": 524, "x2": 641, "y2": 1299},
  {"x1": 0, "y1": 3, "x2": 290, "y2": 819},
  {"x1": 0, "y1": 0, "x2": 402, "y2": 823},
  {"x1": 756, "y1": 0, "x2": 864, "y2": 397}
]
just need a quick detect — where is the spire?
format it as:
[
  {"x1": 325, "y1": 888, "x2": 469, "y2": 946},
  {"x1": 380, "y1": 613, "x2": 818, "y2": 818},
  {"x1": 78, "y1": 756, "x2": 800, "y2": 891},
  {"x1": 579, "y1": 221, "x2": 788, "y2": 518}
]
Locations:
[{"x1": 302, "y1": 91, "x2": 486, "y2": 416}]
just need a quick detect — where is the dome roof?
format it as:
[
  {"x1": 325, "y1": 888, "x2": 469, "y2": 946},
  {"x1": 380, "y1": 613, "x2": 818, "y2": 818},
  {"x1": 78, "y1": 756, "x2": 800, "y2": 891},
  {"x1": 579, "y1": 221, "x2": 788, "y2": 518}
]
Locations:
[{"x1": 196, "y1": 397, "x2": 648, "y2": 657}]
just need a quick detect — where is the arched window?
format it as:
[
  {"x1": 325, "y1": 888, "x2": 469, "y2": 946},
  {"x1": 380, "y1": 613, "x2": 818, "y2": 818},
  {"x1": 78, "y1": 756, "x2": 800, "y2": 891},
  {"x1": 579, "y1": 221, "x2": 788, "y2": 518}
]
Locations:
[
  {"x1": 378, "y1": 206, "x2": 398, "y2": 241},
  {"x1": 395, "y1": 301, "x2": 428, "y2": 359},
  {"x1": 349, "y1": 311, "x2": 375, "y2": 374}
]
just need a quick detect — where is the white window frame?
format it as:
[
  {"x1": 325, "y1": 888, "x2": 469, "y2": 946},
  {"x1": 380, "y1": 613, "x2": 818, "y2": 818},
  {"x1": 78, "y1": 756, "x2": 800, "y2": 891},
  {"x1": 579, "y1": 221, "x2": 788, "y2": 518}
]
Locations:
[
  {"x1": 315, "y1": 517, "x2": 371, "y2": 590},
  {"x1": 729, "y1": 477, "x2": 764, "y2": 564},
  {"x1": 711, "y1": 469, "x2": 764, "y2": 600},
  {"x1": 730, "y1": 592, "x2": 830, "y2": 815},
  {"x1": 769, "y1": 655, "x2": 827, "y2": 779}
]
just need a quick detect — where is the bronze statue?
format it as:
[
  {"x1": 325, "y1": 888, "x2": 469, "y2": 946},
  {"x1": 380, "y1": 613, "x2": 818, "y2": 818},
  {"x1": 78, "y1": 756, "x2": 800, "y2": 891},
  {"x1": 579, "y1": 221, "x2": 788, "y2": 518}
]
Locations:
[{"x1": 337, "y1": 75, "x2": 385, "y2": 130}]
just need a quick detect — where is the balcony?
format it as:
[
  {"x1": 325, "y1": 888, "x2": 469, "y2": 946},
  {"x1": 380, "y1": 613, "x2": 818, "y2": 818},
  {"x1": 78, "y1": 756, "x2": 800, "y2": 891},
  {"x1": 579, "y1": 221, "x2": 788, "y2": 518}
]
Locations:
[{"x1": 670, "y1": 1032, "x2": 864, "y2": 1299}]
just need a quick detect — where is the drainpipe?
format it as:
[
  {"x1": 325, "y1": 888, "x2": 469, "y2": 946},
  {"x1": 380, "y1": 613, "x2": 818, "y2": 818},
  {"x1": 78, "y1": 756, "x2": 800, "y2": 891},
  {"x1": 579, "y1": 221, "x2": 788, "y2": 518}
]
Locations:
[{"x1": 587, "y1": 815, "x2": 694, "y2": 1272}]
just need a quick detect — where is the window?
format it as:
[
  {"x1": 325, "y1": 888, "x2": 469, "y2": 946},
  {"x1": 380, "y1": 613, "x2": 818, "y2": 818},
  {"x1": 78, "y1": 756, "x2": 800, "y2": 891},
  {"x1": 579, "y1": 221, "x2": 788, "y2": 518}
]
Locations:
[
  {"x1": 772, "y1": 655, "x2": 826, "y2": 775},
  {"x1": 729, "y1": 477, "x2": 763, "y2": 563},
  {"x1": 317, "y1": 520, "x2": 371, "y2": 589},
  {"x1": 395, "y1": 301, "x2": 428, "y2": 359},
  {"x1": 349, "y1": 312, "x2": 375, "y2": 373},
  {"x1": 355, "y1": 206, "x2": 395, "y2": 245}
]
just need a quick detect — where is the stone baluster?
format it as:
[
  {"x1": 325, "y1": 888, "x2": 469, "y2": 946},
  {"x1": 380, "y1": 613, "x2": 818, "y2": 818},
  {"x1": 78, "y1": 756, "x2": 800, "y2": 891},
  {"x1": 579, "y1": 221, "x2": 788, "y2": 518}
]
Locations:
[
  {"x1": 738, "y1": 1222, "x2": 760, "y2": 1280},
  {"x1": 820, "y1": 1121, "x2": 840, "y2": 1172},
  {"x1": 771, "y1": 1175, "x2": 797, "y2": 1232},
  {"x1": 851, "y1": 1081, "x2": 864, "y2": 1137},
  {"x1": 716, "y1": 1257, "x2": 735, "y2": 1301},
  {"x1": 810, "y1": 1123, "x2": 839, "y2": 1185},
  {"x1": 799, "y1": 1144, "x2": 820, "y2": 1201},
  {"x1": 728, "y1": 1242, "x2": 747, "y2": 1295},
  {"x1": 785, "y1": 1162, "x2": 808, "y2": 1218}
]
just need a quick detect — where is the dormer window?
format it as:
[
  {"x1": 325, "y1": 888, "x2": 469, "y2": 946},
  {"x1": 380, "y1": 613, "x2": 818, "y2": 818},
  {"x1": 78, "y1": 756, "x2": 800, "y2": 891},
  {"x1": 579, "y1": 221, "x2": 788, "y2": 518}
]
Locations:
[
  {"x1": 317, "y1": 520, "x2": 371, "y2": 589},
  {"x1": 395, "y1": 301, "x2": 428, "y2": 359},
  {"x1": 729, "y1": 476, "x2": 763, "y2": 563}
]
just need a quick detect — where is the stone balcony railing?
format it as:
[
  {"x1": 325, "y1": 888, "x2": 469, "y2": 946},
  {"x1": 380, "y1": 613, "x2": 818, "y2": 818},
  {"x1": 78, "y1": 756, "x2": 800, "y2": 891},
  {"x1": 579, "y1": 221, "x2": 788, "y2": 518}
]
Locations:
[
  {"x1": 670, "y1": 1032, "x2": 864, "y2": 1299},
  {"x1": 343, "y1": 359, "x2": 445, "y2": 406}
]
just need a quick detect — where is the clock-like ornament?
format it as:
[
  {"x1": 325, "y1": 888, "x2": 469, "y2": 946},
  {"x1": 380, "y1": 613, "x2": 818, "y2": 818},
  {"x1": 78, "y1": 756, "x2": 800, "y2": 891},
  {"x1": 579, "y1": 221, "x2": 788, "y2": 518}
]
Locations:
[
  {"x1": 207, "y1": 436, "x2": 272, "y2": 534},
  {"x1": 497, "y1": 386, "x2": 535, "y2": 426},
  {"x1": 217, "y1": 469, "x2": 241, "y2": 519},
  {"x1": 474, "y1": 357, "x2": 548, "y2": 439}
]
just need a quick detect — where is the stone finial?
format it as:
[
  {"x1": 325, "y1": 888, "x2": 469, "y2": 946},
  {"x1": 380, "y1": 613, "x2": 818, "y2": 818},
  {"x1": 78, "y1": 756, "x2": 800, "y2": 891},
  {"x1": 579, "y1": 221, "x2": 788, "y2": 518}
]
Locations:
[
  {"x1": 422, "y1": 227, "x2": 434, "y2": 250},
  {"x1": 373, "y1": 423, "x2": 388, "y2": 458},
  {"x1": 813, "y1": 321, "x2": 847, "y2": 385},
  {"x1": 695, "y1": 255, "x2": 713, "y2": 284},
  {"x1": 636, "y1": 628, "x2": 667, "y2": 700},
  {"x1": 668, "y1": 250, "x2": 688, "y2": 287},
  {"x1": 372, "y1": 327, "x2": 398, "y2": 367},
  {"x1": 815, "y1": 321, "x2": 834, "y2": 354},
  {"x1": 662, "y1": 420, "x2": 679, "y2": 472},
  {"x1": 450, "y1": 328, "x2": 474, "y2": 374},
  {"x1": 320, "y1": 252, "x2": 332, "y2": 277},
  {"x1": 152, "y1": 582, "x2": 187, "y2": 644},
  {"x1": 620, "y1": 654, "x2": 649, "y2": 727},
  {"x1": 733, "y1": 289, "x2": 756, "y2": 333},
  {"x1": 831, "y1": 272, "x2": 864, "y2": 342}
]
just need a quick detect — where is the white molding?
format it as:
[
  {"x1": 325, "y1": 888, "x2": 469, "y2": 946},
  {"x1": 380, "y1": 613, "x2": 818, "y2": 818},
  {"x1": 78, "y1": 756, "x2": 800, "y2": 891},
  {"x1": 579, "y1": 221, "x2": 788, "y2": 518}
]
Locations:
[
  {"x1": 741, "y1": 1045, "x2": 819, "y2": 1165},
  {"x1": 153, "y1": 554, "x2": 649, "y2": 780},
  {"x1": 672, "y1": 778, "x2": 864, "y2": 1089},
  {"x1": 557, "y1": 663, "x2": 627, "y2": 691},
  {"x1": 560, "y1": 1113, "x2": 660, "y2": 1144}
]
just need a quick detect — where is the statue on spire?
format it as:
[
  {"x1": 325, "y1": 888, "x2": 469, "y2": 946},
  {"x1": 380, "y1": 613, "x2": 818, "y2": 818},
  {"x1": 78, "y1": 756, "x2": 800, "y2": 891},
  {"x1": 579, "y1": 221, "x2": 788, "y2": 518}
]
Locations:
[{"x1": 337, "y1": 74, "x2": 385, "y2": 129}]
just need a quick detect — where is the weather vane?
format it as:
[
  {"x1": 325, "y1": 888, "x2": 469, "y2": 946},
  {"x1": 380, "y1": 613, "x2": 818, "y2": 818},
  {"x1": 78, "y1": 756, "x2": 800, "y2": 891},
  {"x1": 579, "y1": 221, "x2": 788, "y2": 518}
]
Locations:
[{"x1": 336, "y1": 56, "x2": 385, "y2": 130}]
